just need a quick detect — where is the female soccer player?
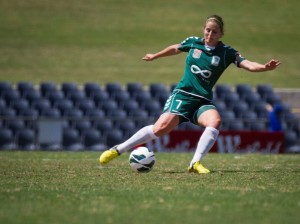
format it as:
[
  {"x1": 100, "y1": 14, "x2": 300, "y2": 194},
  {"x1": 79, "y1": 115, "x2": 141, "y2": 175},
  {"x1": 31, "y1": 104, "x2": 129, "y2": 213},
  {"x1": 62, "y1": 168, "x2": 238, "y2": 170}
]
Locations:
[{"x1": 99, "y1": 15, "x2": 281, "y2": 174}]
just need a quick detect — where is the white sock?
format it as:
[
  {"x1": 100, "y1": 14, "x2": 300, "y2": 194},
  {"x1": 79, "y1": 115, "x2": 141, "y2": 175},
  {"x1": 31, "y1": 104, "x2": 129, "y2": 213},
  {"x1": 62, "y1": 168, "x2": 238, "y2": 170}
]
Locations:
[
  {"x1": 116, "y1": 125, "x2": 158, "y2": 154},
  {"x1": 190, "y1": 127, "x2": 219, "y2": 166}
]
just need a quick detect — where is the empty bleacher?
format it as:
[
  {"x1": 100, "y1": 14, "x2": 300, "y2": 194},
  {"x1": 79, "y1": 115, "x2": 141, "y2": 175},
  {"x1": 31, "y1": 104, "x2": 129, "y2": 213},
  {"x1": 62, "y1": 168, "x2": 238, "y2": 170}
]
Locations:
[{"x1": 0, "y1": 81, "x2": 299, "y2": 151}]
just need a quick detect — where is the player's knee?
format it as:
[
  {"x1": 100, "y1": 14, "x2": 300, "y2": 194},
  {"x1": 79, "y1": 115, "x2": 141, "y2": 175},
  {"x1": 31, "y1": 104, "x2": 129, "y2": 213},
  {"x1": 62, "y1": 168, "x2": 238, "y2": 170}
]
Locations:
[{"x1": 153, "y1": 121, "x2": 171, "y2": 136}]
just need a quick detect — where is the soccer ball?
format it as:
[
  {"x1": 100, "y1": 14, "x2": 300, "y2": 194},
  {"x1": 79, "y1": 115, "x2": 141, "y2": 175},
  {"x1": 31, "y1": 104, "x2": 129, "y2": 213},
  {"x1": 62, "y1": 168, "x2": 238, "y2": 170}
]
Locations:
[{"x1": 129, "y1": 146, "x2": 156, "y2": 172}]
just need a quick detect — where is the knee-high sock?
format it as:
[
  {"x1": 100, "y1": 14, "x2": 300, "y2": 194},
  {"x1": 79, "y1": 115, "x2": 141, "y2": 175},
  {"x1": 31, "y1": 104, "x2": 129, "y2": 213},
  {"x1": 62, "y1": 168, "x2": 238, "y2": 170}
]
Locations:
[
  {"x1": 190, "y1": 127, "x2": 219, "y2": 166},
  {"x1": 116, "y1": 125, "x2": 158, "y2": 154}
]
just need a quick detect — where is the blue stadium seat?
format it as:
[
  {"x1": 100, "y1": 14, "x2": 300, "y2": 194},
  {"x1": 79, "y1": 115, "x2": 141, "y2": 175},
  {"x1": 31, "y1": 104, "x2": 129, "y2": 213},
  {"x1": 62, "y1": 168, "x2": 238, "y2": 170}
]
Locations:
[
  {"x1": 100, "y1": 100, "x2": 119, "y2": 114},
  {"x1": 40, "y1": 108, "x2": 61, "y2": 118},
  {"x1": 76, "y1": 99, "x2": 95, "y2": 115},
  {"x1": 122, "y1": 99, "x2": 139, "y2": 114},
  {"x1": 213, "y1": 99, "x2": 227, "y2": 112},
  {"x1": 67, "y1": 91, "x2": 86, "y2": 105},
  {"x1": 31, "y1": 99, "x2": 51, "y2": 114},
  {"x1": 126, "y1": 82, "x2": 144, "y2": 97},
  {"x1": 149, "y1": 83, "x2": 168, "y2": 98},
  {"x1": 19, "y1": 107, "x2": 39, "y2": 119},
  {"x1": 232, "y1": 102, "x2": 249, "y2": 118},
  {"x1": 0, "y1": 81, "x2": 13, "y2": 96},
  {"x1": 54, "y1": 98, "x2": 74, "y2": 115},
  {"x1": 6, "y1": 119, "x2": 26, "y2": 135},
  {"x1": 2, "y1": 89, "x2": 21, "y2": 105},
  {"x1": 224, "y1": 92, "x2": 240, "y2": 109},
  {"x1": 61, "y1": 82, "x2": 78, "y2": 97},
  {"x1": 90, "y1": 90, "x2": 110, "y2": 107},
  {"x1": 16, "y1": 128, "x2": 36, "y2": 150},
  {"x1": 10, "y1": 99, "x2": 30, "y2": 115},
  {"x1": 23, "y1": 90, "x2": 42, "y2": 105},
  {"x1": 113, "y1": 91, "x2": 131, "y2": 107},
  {"x1": 215, "y1": 84, "x2": 232, "y2": 99},
  {"x1": 253, "y1": 102, "x2": 269, "y2": 118},
  {"x1": 249, "y1": 122, "x2": 266, "y2": 131},
  {"x1": 244, "y1": 92, "x2": 261, "y2": 109},
  {"x1": 106, "y1": 83, "x2": 123, "y2": 96},
  {"x1": 134, "y1": 91, "x2": 152, "y2": 106},
  {"x1": 17, "y1": 82, "x2": 34, "y2": 96},
  {"x1": 256, "y1": 84, "x2": 273, "y2": 98},
  {"x1": 264, "y1": 93, "x2": 282, "y2": 105},
  {"x1": 93, "y1": 119, "x2": 114, "y2": 134},
  {"x1": 0, "y1": 108, "x2": 16, "y2": 119},
  {"x1": 235, "y1": 84, "x2": 253, "y2": 99},
  {"x1": 105, "y1": 129, "x2": 123, "y2": 148},
  {"x1": 0, "y1": 128, "x2": 15, "y2": 149},
  {"x1": 46, "y1": 90, "x2": 65, "y2": 105},
  {"x1": 40, "y1": 82, "x2": 57, "y2": 97},
  {"x1": 156, "y1": 91, "x2": 170, "y2": 107},
  {"x1": 85, "y1": 108, "x2": 105, "y2": 119},
  {"x1": 62, "y1": 128, "x2": 83, "y2": 151},
  {"x1": 228, "y1": 120, "x2": 245, "y2": 131},
  {"x1": 73, "y1": 120, "x2": 92, "y2": 135},
  {"x1": 106, "y1": 109, "x2": 127, "y2": 119},
  {"x1": 82, "y1": 129, "x2": 104, "y2": 151},
  {"x1": 63, "y1": 108, "x2": 83, "y2": 119},
  {"x1": 84, "y1": 83, "x2": 102, "y2": 97}
]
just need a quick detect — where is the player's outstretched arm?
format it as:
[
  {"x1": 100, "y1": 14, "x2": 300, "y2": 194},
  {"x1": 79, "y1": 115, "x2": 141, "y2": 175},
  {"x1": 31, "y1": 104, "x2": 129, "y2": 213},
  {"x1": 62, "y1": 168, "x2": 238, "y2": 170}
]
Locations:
[
  {"x1": 240, "y1": 59, "x2": 281, "y2": 72},
  {"x1": 142, "y1": 44, "x2": 182, "y2": 61}
]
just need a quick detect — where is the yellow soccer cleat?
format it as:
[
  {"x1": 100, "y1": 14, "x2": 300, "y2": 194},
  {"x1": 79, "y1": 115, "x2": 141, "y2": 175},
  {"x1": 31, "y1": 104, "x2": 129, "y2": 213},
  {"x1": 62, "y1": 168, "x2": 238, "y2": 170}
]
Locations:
[
  {"x1": 188, "y1": 161, "x2": 210, "y2": 174},
  {"x1": 99, "y1": 146, "x2": 120, "y2": 165}
]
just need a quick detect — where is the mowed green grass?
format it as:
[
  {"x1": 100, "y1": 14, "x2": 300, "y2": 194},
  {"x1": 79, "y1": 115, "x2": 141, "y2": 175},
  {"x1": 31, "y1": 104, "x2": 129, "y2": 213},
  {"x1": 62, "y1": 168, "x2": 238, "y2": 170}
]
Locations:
[
  {"x1": 0, "y1": 151, "x2": 299, "y2": 224},
  {"x1": 0, "y1": 0, "x2": 299, "y2": 87}
]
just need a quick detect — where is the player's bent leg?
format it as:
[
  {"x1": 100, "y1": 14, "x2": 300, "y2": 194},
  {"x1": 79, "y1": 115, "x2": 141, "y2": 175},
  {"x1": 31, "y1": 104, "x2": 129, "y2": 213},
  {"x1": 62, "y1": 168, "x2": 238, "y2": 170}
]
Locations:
[{"x1": 99, "y1": 145, "x2": 120, "y2": 165}]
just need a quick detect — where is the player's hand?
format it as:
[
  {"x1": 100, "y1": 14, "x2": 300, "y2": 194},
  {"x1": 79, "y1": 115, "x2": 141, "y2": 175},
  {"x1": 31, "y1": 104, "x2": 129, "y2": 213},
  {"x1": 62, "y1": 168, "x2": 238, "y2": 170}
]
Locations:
[
  {"x1": 142, "y1": 54, "x2": 156, "y2": 61},
  {"x1": 265, "y1": 59, "x2": 281, "y2": 70}
]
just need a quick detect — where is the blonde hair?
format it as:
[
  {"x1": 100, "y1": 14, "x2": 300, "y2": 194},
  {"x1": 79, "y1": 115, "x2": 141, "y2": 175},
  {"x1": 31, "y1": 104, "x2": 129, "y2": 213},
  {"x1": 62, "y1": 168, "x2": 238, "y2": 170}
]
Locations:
[{"x1": 205, "y1": 15, "x2": 224, "y2": 33}]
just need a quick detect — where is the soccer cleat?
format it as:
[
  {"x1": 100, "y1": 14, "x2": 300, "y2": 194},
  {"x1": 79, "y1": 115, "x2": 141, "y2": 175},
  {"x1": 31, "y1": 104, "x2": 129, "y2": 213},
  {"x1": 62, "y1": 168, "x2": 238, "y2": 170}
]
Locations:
[
  {"x1": 99, "y1": 146, "x2": 120, "y2": 165},
  {"x1": 188, "y1": 161, "x2": 210, "y2": 174}
]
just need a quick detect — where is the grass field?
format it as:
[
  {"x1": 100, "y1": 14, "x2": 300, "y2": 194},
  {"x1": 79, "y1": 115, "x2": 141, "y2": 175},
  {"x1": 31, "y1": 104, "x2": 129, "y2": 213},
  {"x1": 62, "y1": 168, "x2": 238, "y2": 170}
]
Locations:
[
  {"x1": 0, "y1": 0, "x2": 300, "y2": 87},
  {"x1": 0, "y1": 151, "x2": 299, "y2": 224}
]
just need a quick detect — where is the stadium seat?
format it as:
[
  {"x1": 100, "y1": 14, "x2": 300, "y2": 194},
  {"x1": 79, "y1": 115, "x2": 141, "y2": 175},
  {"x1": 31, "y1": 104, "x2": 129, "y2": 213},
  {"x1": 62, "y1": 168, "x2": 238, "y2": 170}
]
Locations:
[
  {"x1": 61, "y1": 82, "x2": 78, "y2": 97},
  {"x1": 46, "y1": 90, "x2": 65, "y2": 105},
  {"x1": 106, "y1": 109, "x2": 127, "y2": 119},
  {"x1": 264, "y1": 93, "x2": 282, "y2": 105},
  {"x1": 227, "y1": 120, "x2": 245, "y2": 131},
  {"x1": 122, "y1": 99, "x2": 139, "y2": 114},
  {"x1": 17, "y1": 82, "x2": 34, "y2": 96},
  {"x1": 170, "y1": 83, "x2": 177, "y2": 92},
  {"x1": 0, "y1": 81, "x2": 13, "y2": 96},
  {"x1": 126, "y1": 82, "x2": 144, "y2": 97},
  {"x1": 134, "y1": 91, "x2": 152, "y2": 106},
  {"x1": 100, "y1": 100, "x2": 119, "y2": 114},
  {"x1": 232, "y1": 102, "x2": 249, "y2": 118},
  {"x1": 84, "y1": 82, "x2": 102, "y2": 97},
  {"x1": 235, "y1": 84, "x2": 253, "y2": 99},
  {"x1": 62, "y1": 128, "x2": 83, "y2": 151},
  {"x1": 249, "y1": 122, "x2": 266, "y2": 131},
  {"x1": 113, "y1": 91, "x2": 131, "y2": 107},
  {"x1": 16, "y1": 128, "x2": 36, "y2": 150},
  {"x1": 6, "y1": 119, "x2": 26, "y2": 135},
  {"x1": 40, "y1": 82, "x2": 57, "y2": 97},
  {"x1": 215, "y1": 84, "x2": 232, "y2": 99},
  {"x1": 90, "y1": 90, "x2": 110, "y2": 107},
  {"x1": 40, "y1": 108, "x2": 61, "y2": 118},
  {"x1": 73, "y1": 120, "x2": 92, "y2": 135},
  {"x1": 2, "y1": 89, "x2": 21, "y2": 105},
  {"x1": 68, "y1": 91, "x2": 86, "y2": 105},
  {"x1": 105, "y1": 129, "x2": 124, "y2": 148},
  {"x1": 244, "y1": 92, "x2": 261, "y2": 109},
  {"x1": 256, "y1": 84, "x2": 273, "y2": 98},
  {"x1": 31, "y1": 98, "x2": 51, "y2": 114},
  {"x1": 0, "y1": 128, "x2": 15, "y2": 149},
  {"x1": 85, "y1": 108, "x2": 105, "y2": 119},
  {"x1": 23, "y1": 90, "x2": 42, "y2": 105},
  {"x1": 0, "y1": 108, "x2": 16, "y2": 119},
  {"x1": 156, "y1": 91, "x2": 170, "y2": 107},
  {"x1": 63, "y1": 108, "x2": 83, "y2": 119},
  {"x1": 54, "y1": 98, "x2": 74, "y2": 115},
  {"x1": 285, "y1": 130, "x2": 298, "y2": 149},
  {"x1": 106, "y1": 83, "x2": 123, "y2": 96},
  {"x1": 93, "y1": 119, "x2": 114, "y2": 135},
  {"x1": 149, "y1": 83, "x2": 168, "y2": 98},
  {"x1": 253, "y1": 102, "x2": 269, "y2": 118},
  {"x1": 213, "y1": 99, "x2": 227, "y2": 112},
  {"x1": 82, "y1": 129, "x2": 105, "y2": 151},
  {"x1": 10, "y1": 98, "x2": 30, "y2": 115},
  {"x1": 76, "y1": 99, "x2": 95, "y2": 115},
  {"x1": 224, "y1": 92, "x2": 240, "y2": 109}
]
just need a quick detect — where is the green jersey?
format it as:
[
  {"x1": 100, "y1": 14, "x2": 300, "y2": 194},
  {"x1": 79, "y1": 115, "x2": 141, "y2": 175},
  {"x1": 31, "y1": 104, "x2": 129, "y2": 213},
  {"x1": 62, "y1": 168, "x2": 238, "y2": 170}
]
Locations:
[{"x1": 175, "y1": 36, "x2": 245, "y2": 100}]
